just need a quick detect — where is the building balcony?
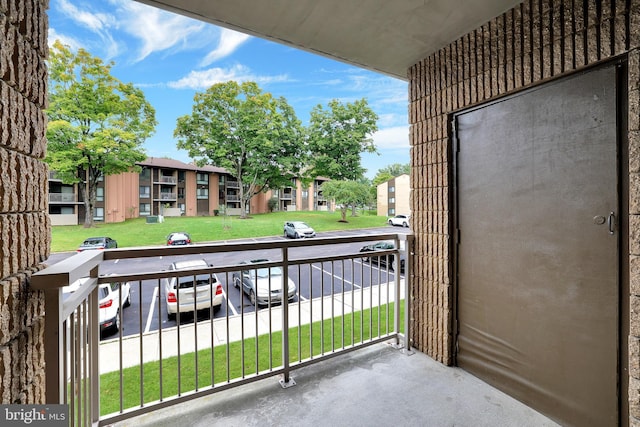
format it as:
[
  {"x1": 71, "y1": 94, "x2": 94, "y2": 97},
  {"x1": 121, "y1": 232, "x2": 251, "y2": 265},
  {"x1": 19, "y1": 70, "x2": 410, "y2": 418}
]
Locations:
[
  {"x1": 156, "y1": 192, "x2": 177, "y2": 201},
  {"x1": 226, "y1": 181, "x2": 239, "y2": 189},
  {"x1": 31, "y1": 235, "x2": 555, "y2": 427},
  {"x1": 49, "y1": 193, "x2": 78, "y2": 203},
  {"x1": 155, "y1": 176, "x2": 177, "y2": 185}
]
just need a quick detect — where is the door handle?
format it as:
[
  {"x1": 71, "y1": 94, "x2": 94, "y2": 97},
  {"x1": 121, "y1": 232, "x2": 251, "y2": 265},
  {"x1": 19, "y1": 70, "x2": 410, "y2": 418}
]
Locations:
[{"x1": 607, "y1": 211, "x2": 615, "y2": 235}]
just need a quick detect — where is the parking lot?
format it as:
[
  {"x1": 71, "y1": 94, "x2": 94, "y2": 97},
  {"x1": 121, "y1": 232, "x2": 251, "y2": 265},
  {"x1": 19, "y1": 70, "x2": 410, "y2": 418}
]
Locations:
[{"x1": 47, "y1": 227, "x2": 410, "y2": 339}]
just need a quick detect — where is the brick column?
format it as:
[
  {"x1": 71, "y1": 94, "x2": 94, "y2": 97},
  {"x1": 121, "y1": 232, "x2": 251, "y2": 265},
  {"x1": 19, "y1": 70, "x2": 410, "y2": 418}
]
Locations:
[{"x1": 0, "y1": 0, "x2": 50, "y2": 404}]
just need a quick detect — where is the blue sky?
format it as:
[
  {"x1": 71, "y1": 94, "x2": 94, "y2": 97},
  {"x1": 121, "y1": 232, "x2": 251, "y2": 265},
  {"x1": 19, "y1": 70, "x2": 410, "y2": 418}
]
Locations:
[{"x1": 48, "y1": 0, "x2": 410, "y2": 179}]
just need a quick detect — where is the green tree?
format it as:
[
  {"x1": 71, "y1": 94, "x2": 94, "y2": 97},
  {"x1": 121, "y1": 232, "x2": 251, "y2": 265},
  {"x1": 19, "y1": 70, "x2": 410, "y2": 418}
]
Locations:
[
  {"x1": 372, "y1": 163, "x2": 410, "y2": 186},
  {"x1": 174, "y1": 81, "x2": 306, "y2": 219},
  {"x1": 322, "y1": 180, "x2": 372, "y2": 222},
  {"x1": 307, "y1": 99, "x2": 378, "y2": 181},
  {"x1": 46, "y1": 41, "x2": 156, "y2": 227}
]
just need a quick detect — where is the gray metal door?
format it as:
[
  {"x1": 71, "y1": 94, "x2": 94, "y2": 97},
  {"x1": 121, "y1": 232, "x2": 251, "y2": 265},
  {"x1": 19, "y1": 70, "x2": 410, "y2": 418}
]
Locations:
[{"x1": 455, "y1": 65, "x2": 619, "y2": 426}]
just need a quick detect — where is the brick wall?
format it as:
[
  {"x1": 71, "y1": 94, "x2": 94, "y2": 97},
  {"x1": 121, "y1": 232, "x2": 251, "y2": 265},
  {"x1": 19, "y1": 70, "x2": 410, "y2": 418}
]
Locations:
[
  {"x1": 408, "y1": 0, "x2": 640, "y2": 421},
  {"x1": 0, "y1": 0, "x2": 49, "y2": 404}
]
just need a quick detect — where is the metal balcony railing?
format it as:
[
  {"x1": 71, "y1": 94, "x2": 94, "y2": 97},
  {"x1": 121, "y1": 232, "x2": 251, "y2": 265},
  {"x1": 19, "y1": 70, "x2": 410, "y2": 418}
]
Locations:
[
  {"x1": 49, "y1": 193, "x2": 77, "y2": 203},
  {"x1": 156, "y1": 176, "x2": 177, "y2": 184},
  {"x1": 157, "y1": 192, "x2": 177, "y2": 200},
  {"x1": 31, "y1": 234, "x2": 413, "y2": 426},
  {"x1": 226, "y1": 181, "x2": 239, "y2": 189}
]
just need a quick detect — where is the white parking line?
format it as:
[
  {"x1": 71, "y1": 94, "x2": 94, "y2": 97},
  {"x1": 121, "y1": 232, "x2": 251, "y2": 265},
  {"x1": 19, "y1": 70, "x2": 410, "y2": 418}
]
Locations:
[
  {"x1": 144, "y1": 286, "x2": 158, "y2": 333},
  {"x1": 311, "y1": 264, "x2": 360, "y2": 289},
  {"x1": 224, "y1": 287, "x2": 238, "y2": 316}
]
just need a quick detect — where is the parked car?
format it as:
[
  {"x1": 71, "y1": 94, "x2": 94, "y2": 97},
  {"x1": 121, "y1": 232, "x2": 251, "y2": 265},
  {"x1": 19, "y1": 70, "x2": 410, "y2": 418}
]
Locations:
[
  {"x1": 164, "y1": 259, "x2": 222, "y2": 320},
  {"x1": 284, "y1": 221, "x2": 316, "y2": 238},
  {"x1": 166, "y1": 232, "x2": 192, "y2": 246},
  {"x1": 77, "y1": 236, "x2": 118, "y2": 252},
  {"x1": 387, "y1": 214, "x2": 410, "y2": 228},
  {"x1": 62, "y1": 279, "x2": 131, "y2": 337},
  {"x1": 360, "y1": 241, "x2": 405, "y2": 273},
  {"x1": 98, "y1": 281, "x2": 131, "y2": 335},
  {"x1": 232, "y1": 259, "x2": 297, "y2": 306}
]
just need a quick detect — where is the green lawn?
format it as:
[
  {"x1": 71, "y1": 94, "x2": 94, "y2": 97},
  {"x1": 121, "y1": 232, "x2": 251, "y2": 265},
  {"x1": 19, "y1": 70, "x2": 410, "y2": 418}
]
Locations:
[
  {"x1": 99, "y1": 302, "x2": 402, "y2": 416},
  {"x1": 52, "y1": 210, "x2": 385, "y2": 252}
]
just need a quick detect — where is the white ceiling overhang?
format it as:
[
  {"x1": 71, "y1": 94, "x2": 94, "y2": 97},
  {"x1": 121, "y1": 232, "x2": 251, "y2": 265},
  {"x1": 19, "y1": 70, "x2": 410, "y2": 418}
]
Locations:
[{"x1": 134, "y1": 0, "x2": 521, "y2": 80}]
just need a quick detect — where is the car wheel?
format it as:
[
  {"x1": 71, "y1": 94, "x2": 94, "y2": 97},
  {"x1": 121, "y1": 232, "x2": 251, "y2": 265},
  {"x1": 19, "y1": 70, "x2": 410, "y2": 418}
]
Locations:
[
  {"x1": 403, "y1": 222, "x2": 409, "y2": 228},
  {"x1": 388, "y1": 220, "x2": 393, "y2": 225},
  {"x1": 232, "y1": 275, "x2": 239, "y2": 288},
  {"x1": 295, "y1": 232, "x2": 301, "y2": 239},
  {"x1": 249, "y1": 289, "x2": 257, "y2": 306},
  {"x1": 167, "y1": 311, "x2": 175, "y2": 321},
  {"x1": 284, "y1": 230, "x2": 288, "y2": 238},
  {"x1": 123, "y1": 292, "x2": 131, "y2": 308}
]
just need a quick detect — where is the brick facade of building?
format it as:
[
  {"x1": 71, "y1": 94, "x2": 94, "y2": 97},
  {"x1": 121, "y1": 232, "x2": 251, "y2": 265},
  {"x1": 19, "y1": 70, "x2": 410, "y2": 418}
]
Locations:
[
  {"x1": 408, "y1": 0, "x2": 640, "y2": 421},
  {"x1": 0, "y1": 0, "x2": 49, "y2": 404}
]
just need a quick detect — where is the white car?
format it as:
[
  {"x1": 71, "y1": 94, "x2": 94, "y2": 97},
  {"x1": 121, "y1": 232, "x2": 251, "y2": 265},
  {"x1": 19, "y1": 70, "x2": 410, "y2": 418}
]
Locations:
[
  {"x1": 98, "y1": 281, "x2": 131, "y2": 335},
  {"x1": 62, "y1": 279, "x2": 131, "y2": 337},
  {"x1": 284, "y1": 221, "x2": 316, "y2": 238},
  {"x1": 387, "y1": 214, "x2": 410, "y2": 228},
  {"x1": 164, "y1": 259, "x2": 222, "y2": 320},
  {"x1": 232, "y1": 259, "x2": 297, "y2": 306}
]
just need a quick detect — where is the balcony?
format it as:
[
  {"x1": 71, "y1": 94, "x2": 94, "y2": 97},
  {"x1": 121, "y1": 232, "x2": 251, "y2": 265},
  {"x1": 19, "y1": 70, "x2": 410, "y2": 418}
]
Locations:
[
  {"x1": 49, "y1": 193, "x2": 77, "y2": 203},
  {"x1": 226, "y1": 181, "x2": 239, "y2": 189},
  {"x1": 156, "y1": 192, "x2": 177, "y2": 201},
  {"x1": 156, "y1": 176, "x2": 177, "y2": 185},
  {"x1": 31, "y1": 234, "x2": 556, "y2": 427}
]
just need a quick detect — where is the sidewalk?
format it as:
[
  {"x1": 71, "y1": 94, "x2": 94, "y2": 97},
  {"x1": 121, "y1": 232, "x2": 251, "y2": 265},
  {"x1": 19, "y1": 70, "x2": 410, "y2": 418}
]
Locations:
[{"x1": 99, "y1": 280, "x2": 405, "y2": 373}]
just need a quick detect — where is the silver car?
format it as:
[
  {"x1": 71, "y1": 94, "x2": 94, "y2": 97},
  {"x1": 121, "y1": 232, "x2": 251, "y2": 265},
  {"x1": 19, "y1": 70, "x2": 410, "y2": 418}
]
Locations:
[
  {"x1": 284, "y1": 221, "x2": 316, "y2": 238},
  {"x1": 232, "y1": 259, "x2": 297, "y2": 306}
]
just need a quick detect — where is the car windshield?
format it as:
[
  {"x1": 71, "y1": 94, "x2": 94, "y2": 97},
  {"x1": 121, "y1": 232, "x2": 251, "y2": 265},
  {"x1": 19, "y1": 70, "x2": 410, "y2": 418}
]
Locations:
[
  {"x1": 82, "y1": 238, "x2": 104, "y2": 246},
  {"x1": 256, "y1": 267, "x2": 282, "y2": 278},
  {"x1": 294, "y1": 222, "x2": 310, "y2": 229},
  {"x1": 175, "y1": 275, "x2": 213, "y2": 289}
]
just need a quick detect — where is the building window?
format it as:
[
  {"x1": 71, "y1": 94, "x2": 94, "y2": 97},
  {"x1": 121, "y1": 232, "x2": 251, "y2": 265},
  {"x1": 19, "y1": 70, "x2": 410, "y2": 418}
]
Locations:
[
  {"x1": 389, "y1": 186, "x2": 395, "y2": 192},
  {"x1": 139, "y1": 186, "x2": 150, "y2": 198},
  {"x1": 140, "y1": 167, "x2": 150, "y2": 179},
  {"x1": 179, "y1": 203, "x2": 185, "y2": 214},
  {"x1": 389, "y1": 198, "x2": 395, "y2": 203},
  {"x1": 96, "y1": 187, "x2": 104, "y2": 202},
  {"x1": 197, "y1": 173, "x2": 208, "y2": 184},
  {"x1": 178, "y1": 188, "x2": 185, "y2": 199},
  {"x1": 178, "y1": 171, "x2": 186, "y2": 182},
  {"x1": 197, "y1": 188, "x2": 209, "y2": 199},
  {"x1": 94, "y1": 207, "x2": 104, "y2": 221},
  {"x1": 302, "y1": 190, "x2": 308, "y2": 198},
  {"x1": 140, "y1": 203, "x2": 151, "y2": 215},
  {"x1": 389, "y1": 208, "x2": 395, "y2": 215}
]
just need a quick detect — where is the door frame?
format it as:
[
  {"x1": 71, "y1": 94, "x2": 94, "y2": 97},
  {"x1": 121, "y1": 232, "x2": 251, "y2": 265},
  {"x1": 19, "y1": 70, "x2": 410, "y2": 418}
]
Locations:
[{"x1": 449, "y1": 57, "x2": 629, "y2": 425}]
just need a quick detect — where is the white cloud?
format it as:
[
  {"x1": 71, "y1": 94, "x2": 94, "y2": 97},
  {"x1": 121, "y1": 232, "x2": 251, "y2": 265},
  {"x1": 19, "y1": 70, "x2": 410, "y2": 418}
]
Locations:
[
  {"x1": 372, "y1": 126, "x2": 410, "y2": 150},
  {"x1": 168, "y1": 64, "x2": 289, "y2": 90},
  {"x1": 58, "y1": 0, "x2": 115, "y2": 32},
  {"x1": 114, "y1": 1, "x2": 208, "y2": 62},
  {"x1": 55, "y1": 0, "x2": 121, "y2": 59},
  {"x1": 200, "y1": 29, "x2": 251, "y2": 67},
  {"x1": 48, "y1": 28, "x2": 81, "y2": 50}
]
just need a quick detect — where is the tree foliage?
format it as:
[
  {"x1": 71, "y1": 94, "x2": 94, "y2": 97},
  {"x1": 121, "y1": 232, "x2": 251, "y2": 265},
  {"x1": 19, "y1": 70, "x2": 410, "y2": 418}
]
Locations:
[
  {"x1": 321, "y1": 180, "x2": 372, "y2": 222},
  {"x1": 174, "y1": 81, "x2": 306, "y2": 219},
  {"x1": 46, "y1": 41, "x2": 156, "y2": 227},
  {"x1": 307, "y1": 99, "x2": 378, "y2": 181},
  {"x1": 372, "y1": 163, "x2": 410, "y2": 186}
]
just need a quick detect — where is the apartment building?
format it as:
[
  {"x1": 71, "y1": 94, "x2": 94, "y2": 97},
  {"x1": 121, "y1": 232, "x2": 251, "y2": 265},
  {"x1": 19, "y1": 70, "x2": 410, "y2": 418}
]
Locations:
[
  {"x1": 272, "y1": 176, "x2": 331, "y2": 212},
  {"x1": 47, "y1": 157, "x2": 274, "y2": 225},
  {"x1": 47, "y1": 158, "x2": 328, "y2": 225},
  {"x1": 377, "y1": 174, "x2": 410, "y2": 217}
]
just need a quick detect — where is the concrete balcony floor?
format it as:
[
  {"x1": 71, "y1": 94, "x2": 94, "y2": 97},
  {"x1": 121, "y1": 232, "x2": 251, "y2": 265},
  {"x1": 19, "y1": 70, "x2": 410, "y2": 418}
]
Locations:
[{"x1": 119, "y1": 342, "x2": 559, "y2": 427}]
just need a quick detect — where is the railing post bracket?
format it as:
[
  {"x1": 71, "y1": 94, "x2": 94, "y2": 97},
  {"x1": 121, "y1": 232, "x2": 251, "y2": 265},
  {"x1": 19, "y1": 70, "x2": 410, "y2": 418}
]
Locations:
[{"x1": 279, "y1": 376, "x2": 297, "y2": 389}]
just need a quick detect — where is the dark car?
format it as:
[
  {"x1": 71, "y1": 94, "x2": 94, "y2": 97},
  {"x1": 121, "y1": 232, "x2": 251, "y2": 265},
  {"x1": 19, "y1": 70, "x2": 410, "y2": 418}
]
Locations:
[
  {"x1": 166, "y1": 232, "x2": 192, "y2": 246},
  {"x1": 77, "y1": 236, "x2": 118, "y2": 252},
  {"x1": 360, "y1": 241, "x2": 405, "y2": 273}
]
